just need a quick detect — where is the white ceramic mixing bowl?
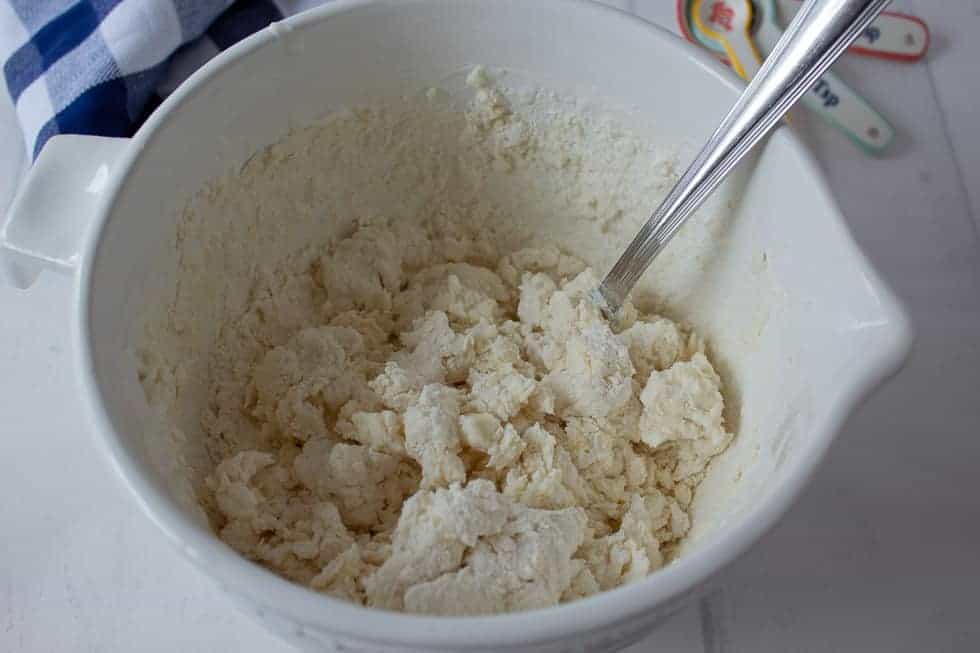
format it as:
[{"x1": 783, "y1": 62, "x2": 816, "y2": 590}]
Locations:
[{"x1": 0, "y1": 1, "x2": 911, "y2": 651}]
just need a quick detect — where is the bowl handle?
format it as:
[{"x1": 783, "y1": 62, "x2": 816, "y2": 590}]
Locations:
[{"x1": 0, "y1": 135, "x2": 129, "y2": 289}]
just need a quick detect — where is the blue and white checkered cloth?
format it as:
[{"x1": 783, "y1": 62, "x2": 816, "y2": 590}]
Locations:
[{"x1": 1, "y1": 0, "x2": 324, "y2": 160}]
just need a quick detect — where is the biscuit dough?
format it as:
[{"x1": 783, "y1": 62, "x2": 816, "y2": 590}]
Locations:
[
  {"x1": 143, "y1": 69, "x2": 734, "y2": 615},
  {"x1": 199, "y1": 218, "x2": 731, "y2": 614}
]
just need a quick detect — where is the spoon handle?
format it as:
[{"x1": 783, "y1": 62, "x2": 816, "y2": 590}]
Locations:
[{"x1": 595, "y1": 0, "x2": 891, "y2": 316}]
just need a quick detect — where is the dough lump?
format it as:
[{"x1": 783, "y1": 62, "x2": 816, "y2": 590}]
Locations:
[{"x1": 200, "y1": 219, "x2": 732, "y2": 614}]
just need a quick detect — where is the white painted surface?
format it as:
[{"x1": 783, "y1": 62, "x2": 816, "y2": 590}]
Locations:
[{"x1": 1, "y1": 1, "x2": 977, "y2": 651}]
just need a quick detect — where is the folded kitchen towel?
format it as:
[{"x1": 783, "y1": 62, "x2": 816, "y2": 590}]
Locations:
[{"x1": 1, "y1": 0, "x2": 323, "y2": 160}]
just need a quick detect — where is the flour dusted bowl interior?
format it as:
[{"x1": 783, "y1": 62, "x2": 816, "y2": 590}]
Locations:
[{"x1": 80, "y1": 0, "x2": 910, "y2": 649}]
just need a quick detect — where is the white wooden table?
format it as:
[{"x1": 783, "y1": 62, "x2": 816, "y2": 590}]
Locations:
[{"x1": 2, "y1": 2, "x2": 978, "y2": 651}]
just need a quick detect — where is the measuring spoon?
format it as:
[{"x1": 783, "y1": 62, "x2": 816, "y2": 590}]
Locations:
[
  {"x1": 760, "y1": 0, "x2": 894, "y2": 152},
  {"x1": 678, "y1": 0, "x2": 927, "y2": 63},
  {"x1": 692, "y1": 0, "x2": 762, "y2": 80},
  {"x1": 778, "y1": 0, "x2": 928, "y2": 61},
  {"x1": 685, "y1": 0, "x2": 894, "y2": 153}
]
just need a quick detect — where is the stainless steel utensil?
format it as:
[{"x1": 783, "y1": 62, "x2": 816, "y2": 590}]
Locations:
[{"x1": 594, "y1": 0, "x2": 891, "y2": 317}]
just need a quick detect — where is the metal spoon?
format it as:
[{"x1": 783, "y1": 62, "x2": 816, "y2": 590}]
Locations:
[
  {"x1": 687, "y1": 0, "x2": 895, "y2": 154},
  {"x1": 593, "y1": 0, "x2": 892, "y2": 318}
]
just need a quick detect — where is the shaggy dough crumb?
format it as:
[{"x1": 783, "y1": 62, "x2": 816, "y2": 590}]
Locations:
[{"x1": 198, "y1": 218, "x2": 731, "y2": 614}]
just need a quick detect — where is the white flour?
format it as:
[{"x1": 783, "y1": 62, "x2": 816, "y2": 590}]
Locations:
[{"x1": 138, "y1": 68, "x2": 734, "y2": 615}]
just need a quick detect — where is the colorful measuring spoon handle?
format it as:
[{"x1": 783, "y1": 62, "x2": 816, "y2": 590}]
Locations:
[
  {"x1": 755, "y1": 0, "x2": 894, "y2": 153},
  {"x1": 801, "y1": 72, "x2": 894, "y2": 152},
  {"x1": 679, "y1": 0, "x2": 930, "y2": 62},
  {"x1": 777, "y1": 0, "x2": 929, "y2": 60}
]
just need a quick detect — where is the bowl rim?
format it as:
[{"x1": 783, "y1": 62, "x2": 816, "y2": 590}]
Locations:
[{"x1": 73, "y1": 0, "x2": 913, "y2": 647}]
